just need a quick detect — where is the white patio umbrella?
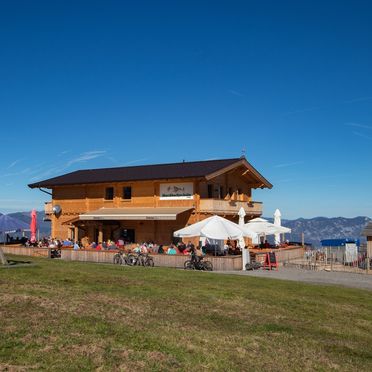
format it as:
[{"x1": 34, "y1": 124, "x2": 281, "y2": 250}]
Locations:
[
  {"x1": 174, "y1": 215, "x2": 256, "y2": 240},
  {"x1": 274, "y1": 209, "x2": 281, "y2": 246},
  {"x1": 238, "y1": 207, "x2": 250, "y2": 269},
  {"x1": 245, "y1": 217, "x2": 291, "y2": 245}
]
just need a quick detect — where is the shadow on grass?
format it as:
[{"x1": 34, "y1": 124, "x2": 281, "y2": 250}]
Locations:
[{"x1": 0, "y1": 259, "x2": 36, "y2": 269}]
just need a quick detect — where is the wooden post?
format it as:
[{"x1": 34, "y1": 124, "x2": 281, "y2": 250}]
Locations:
[
  {"x1": 98, "y1": 225, "x2": 103, "y2": 243},
  {"x1": 0, "y1": 247, "x2": 8, "y2": 265},
  {"x1": 367, "y1": 237, "x2": 372, "y2": 274},
  {"x1": 1, "y1": 231, "x2": 8, "y2": 265}
]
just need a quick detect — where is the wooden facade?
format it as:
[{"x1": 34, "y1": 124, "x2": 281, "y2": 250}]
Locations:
[{"x1": 30, "y1": 158, "x2": 272, "y2": 245}]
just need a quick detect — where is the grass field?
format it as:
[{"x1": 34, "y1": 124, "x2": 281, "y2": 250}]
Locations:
[{"x1": 1, "y1": 256, "x2": 372, "y2": 371}]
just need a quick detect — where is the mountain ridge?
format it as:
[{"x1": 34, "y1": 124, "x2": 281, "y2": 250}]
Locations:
[{"x1": 265, "y1": 216, "x2": 371, "y2": 247}]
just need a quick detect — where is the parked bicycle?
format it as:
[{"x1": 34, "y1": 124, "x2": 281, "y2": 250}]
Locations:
[
  {"x1": 129, "y1": 252, "x2": 154, "y2": 267},
  {"x1": 113, "y1": 251, "x2": 133, "y2": 265},
  {"x1": 245, "y1": 261, "x2": 262, "y2": 270},
  {"x1": 184, "y1": 257, "x2": 213, "y2": 271}
]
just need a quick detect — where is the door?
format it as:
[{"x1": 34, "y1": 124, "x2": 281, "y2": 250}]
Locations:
[{"x1": 121, "y1": 228, "x2": 135, "y2": 244}]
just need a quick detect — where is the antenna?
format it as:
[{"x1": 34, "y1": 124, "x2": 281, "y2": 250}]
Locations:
[{"x1": 241, "y1": 147, "x2": 246, "y2": 158}]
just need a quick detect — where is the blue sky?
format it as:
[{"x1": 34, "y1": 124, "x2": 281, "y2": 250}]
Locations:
[{"x1": 0, "y1": 0, "x2": 371, "y2": 219}]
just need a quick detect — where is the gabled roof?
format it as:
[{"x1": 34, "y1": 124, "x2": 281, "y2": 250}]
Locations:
[{"x1": 28, "y1": 157, "x2": 272, "y2": 189}]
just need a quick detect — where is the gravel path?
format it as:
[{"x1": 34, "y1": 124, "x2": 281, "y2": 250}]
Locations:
[{"x1": 213, "y1": 267, "x2": 372, "y2": 291}]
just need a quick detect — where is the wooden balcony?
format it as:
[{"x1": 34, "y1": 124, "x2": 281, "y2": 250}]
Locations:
[{"x1": 199, "y1": 199, "x2": 262, "y2": 216}]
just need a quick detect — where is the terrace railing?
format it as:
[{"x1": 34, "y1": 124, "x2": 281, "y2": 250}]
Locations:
[{"x1": 199, "y1": 199, "x2": 262, "y2": 216}]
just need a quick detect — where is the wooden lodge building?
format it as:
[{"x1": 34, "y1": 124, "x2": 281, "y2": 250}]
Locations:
[{"x1": 28, "y1": 157, "x2": 272, "y2": 245}]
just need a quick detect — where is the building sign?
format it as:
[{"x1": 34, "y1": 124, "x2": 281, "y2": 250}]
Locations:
[{"x1": 160, "y1": 183, "x2": 193, "y2": 200}]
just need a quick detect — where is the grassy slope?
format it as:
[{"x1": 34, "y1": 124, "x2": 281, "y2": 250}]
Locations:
[{"x1": 1, "y1": 256, "x2": 372, "y2": 371}]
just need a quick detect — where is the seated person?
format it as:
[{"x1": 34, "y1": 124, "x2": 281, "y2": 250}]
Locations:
[
  {"x1": 73, "y1": 241, "x2": 80, "y2": 250},
  {"x1": 186, "y1": 241, "x2": 195, "y2": 251},
  {"x1": 133, "y1": 244, "x2": 141, "y2": 254},
  {"x1": 63, "y1": 239, "x2": 72, "y2": 247},
  {"x1": 183, "y1": 247, "x2": 190, "y2": 255},
  {"x1": 158, "y1": 245, "x2": 164, "y2": 254},
  {"x1": 167, "y1": 244, "x2": 177, "y2": 255},
  {"x1": 177, "y1": 242, "x2": 187, "y2": 253},
  {"x1": 228, "y1": 246, "x2": 236, "y2": 255},
  {"x1": 152, "y1": 244, "x2": 159, "y2": 254}
]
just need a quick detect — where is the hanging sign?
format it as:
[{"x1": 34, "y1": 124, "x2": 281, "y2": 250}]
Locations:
[{"x1": 160, "y1": 183, "x2": 194, "y2": 200}]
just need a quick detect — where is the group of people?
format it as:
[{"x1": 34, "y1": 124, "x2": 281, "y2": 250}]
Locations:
[
  {"x1": 72, "y1": 239, "x2": 206, "y2": 259},
  {"x1": 24, "y1": 237, "x2": 207, "y2": 261},
  {"x1": 125, "y1": 241, "x2": 205, "y2": 258},
  {"x1": 24, "y1": 237, "x2": 64, "y2": 249},
  {"x1": 254, "y1": 239, "x2": 291, "y2": 250},
  {"x1": 223, "y1": 241, "x2": 242, "y2": 255}
]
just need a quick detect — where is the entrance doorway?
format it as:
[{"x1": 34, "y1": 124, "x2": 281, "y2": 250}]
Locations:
[{"x1": 121, "y1": 228, "x2": 135, "y2": 244}]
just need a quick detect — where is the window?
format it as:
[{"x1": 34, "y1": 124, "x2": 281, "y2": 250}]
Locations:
[
  {"x1": 219, "y1": 186, "x2": 224, "y2": 199},
  {"x1": 207, "y1": 184, "x2": 213, "y2": 198},
  {"x1": 105, "y1": 187, "x2": 114, "y2": 200},
  {"x1": 122, "y1": 186, "x2": 132, "y2": 200}
]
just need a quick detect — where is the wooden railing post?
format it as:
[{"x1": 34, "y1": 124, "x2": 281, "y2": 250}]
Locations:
[{"x1": 0, "y1": 246, "x2": 8, "y2": 265}]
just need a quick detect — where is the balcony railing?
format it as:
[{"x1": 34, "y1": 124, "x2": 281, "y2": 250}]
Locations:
[{"x1": 199, "y1": 199, "x2": 262, "y2": 215}]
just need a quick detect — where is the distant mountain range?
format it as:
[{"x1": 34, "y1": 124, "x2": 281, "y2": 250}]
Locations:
[
  {"x1": 266, "y1": 216, "x2": 371, "y2": 247},
  {"x1": 4, "y1": 211, "x2": 371, "y2": 247},
  {"x1": 7, "y1": 211, "x2": 51, "y2": 237}
]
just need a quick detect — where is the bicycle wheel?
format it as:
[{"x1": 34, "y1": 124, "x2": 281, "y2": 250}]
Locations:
[
  {"x1": 145, "y1": 257, "x2": 154, "y2": 267},
  {"x1": 203, "y1": 261, "x2": 213, "y2": 271},
  {"x1": 184, "y1": 260, "x2": 194, "y2": 270},
  {"x1": 127, "y1": 254, "x2": 136, "y2": 266},
  {"x1": 113, "y1": 254, "x2": 122, "y2": 265}
]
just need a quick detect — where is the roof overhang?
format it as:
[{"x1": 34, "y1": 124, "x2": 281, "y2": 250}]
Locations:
[
  {"x1": 205, "y1": 158, "x2": 273, "y2": 189},
  {"x1": 78, "y1": 207, "x2": 194, "y2": 221}
]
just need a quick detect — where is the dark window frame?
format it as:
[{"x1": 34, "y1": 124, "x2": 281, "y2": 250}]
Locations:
[
  {"x1": 105, "y1": 187, "x2": 114, "y2": 200},
  {"x1": 122, "y1": 186, "x2": 132, "y2": 200},
  {"x1": 207, "y1": 184, "x2": 213, "y2": 198}
]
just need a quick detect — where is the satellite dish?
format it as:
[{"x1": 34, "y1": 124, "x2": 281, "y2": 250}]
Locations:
[{"x1": 52, "y1": 205, "x2": 62, "y2": 215}]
